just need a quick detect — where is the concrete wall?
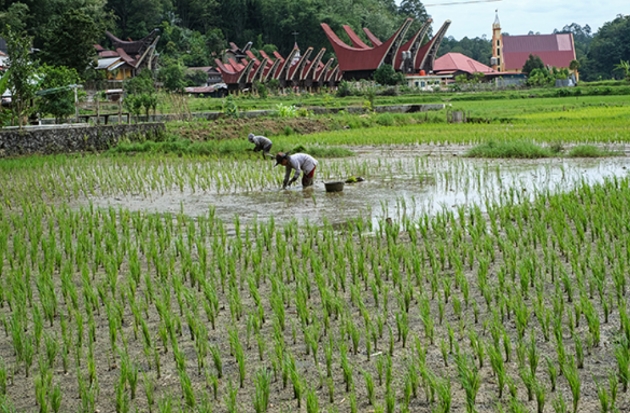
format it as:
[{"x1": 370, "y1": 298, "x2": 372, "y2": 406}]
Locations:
[{"x1": 0, "y1": 123, "x2": 165, "y2": 158}]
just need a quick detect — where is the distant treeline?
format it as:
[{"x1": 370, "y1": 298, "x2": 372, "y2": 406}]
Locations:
[{"x1": 0, "y1": 1, "x2": 628, "y2": 81}]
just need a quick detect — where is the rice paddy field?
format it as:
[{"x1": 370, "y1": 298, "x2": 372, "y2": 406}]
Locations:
[{"x1": 1, "y1": 94, "x2": 630, "y2": 413}]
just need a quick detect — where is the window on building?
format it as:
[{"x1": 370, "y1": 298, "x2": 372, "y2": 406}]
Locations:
[
  {"x1": 497, "y1": 40, "x2": 500, "y2": 46},
  {"x1": 497, "y1": 49, "x2": 500, "y2": 56}
]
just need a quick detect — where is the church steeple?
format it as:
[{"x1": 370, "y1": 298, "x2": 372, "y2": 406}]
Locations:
[
  {"x1": 493, "y1": 10, "x2": 501, "y2": 30},
  {"x1": 491, "y1": 10, "x2": 503, "y2": 71}
]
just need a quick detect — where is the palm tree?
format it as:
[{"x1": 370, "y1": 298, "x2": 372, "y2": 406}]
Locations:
[
  {"x1": 613, "y1": 60, "x2": 630, "y2": 81},
  {"x1": 569, "y1": 59, "x2": 580, "y2": 83}
]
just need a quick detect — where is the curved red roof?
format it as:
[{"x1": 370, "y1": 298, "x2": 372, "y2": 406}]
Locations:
[{"x1": 321, "y1": 19, "x2": 412, "y2": 72}]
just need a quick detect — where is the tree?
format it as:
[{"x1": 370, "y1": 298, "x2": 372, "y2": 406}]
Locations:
[
  {"x1": 185, "y1": 69, "x2": 208, "y2": 87},
  {"x1": 105, "y1": 0, "x2": 168, "y2": 41},
  {"x1": 39, "y1": 9, "x2": 102, "y2": 76},
  {"x1": 437, "y1": 36, "x2": 492, "y2": 64},
  {"x1": 614, "y1": 60, "x2": 630, "y2": 81},
  {"x1": 583, "y1": 15, "x2": 630, "y2": 80},
  {"x1": 398, "y1": 0, "x2": 430, "y2": 39},
  {"x1": 1, "y1": 0, "x2": 111, "y2": 66},
  {"x1": 36, "y1": 65, "x2": 81, "y2": 123},
  {"x1": 0, "y1": 69, "x2": 13, "y2": 126},
  {"x1": 123, "y1": 70, "x2": 156, "y2": 122},
  {"x1": 0, "y1": 2, "x2": 29, "y2": 33},
  {"x1": 398, "y1": 0, "x2": 428, "y2": 20},
  {"x1": 2, "y1": 26, "x2": 39, "y2": 128},
  {"x1": 173, "y1": 0, "x2": 220, "y2": 33},
  {"x1": 373, "y1": 64, "x2": 404, "y2": 86},
  {"x1": 556, "y1": 23, "x2": 592, "y2": 59},
  {"x1": 522, "y1": 54, "x2": 545, "y2": 75},
  {"x1": 159, "y1": 62, "x2": 187, "y2": 93},
  {"x1": 526, "y1": 68, "x2": 553, "y2": 87}
]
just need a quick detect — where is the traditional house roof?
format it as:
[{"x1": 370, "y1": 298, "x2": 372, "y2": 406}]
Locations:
[
  {"x1": 187, "y1": 66, "x2": 224, "y2": 85},
  {"x1": 321, "y1": 19, "x2": 413, "y2": 75},
  {"x1": 94, "y1": 29, "x2": 160, "y2": 75},
  {"x1": 502, "y1": 33, "x2": 576, "y2": 71},
  {"x1": 433, "y1": 52, "x2": 495, "y2": 75},
  {"x1": 187, "y1": 66, "x2": 214, "y2": 73},
  {"x1": 321, "y1": 18, "x2": 451, "y2": 79},
  {"x1": 184, "y1": 83, "x2": 227, "y2": 95},
  {"x1": 96, "y1": 57, "x2": 124, "y2": 70},
  {"x1": 105, "y1": 29, "x2": 160, "y2": 57}
]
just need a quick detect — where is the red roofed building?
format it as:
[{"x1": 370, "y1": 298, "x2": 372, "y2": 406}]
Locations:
[
  {"x1": 433, "y1": 52, "x2": 495, "y2": 76},
  {"x1": 491, "y1": 12, "x2": 577, "y2": 73}
]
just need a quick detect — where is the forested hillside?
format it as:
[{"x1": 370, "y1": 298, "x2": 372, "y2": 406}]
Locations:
[{"x1": 0, "y1": 0, "x2": 628, "y2": 80}]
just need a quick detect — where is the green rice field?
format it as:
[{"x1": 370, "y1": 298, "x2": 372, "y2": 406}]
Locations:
[{"x1": 1, "y1": 95, "x2": 630, "y2": 412}]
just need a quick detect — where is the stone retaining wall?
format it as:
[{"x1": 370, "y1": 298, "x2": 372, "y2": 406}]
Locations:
[{"x1": 0, "y1": 123, "x2": 165, "y2": 158}]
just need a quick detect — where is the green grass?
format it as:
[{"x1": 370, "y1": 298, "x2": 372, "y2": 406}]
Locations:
[
  {"x1": 464, "y1": 141, "x2": 553, "y2": 158},
  {"x1": 108, "y1": 137, "x2": 354, "y2": 159},
  {"x1": 160, "y1": 81, "x2": 630, "y2": 116},
  {"x1": 566, "y1": 145, "x2": 619, "y2": 158},
  {"x1": 464, "y1": 142, "x2": 621, "y2": 159},
  {"x1": 286, "y1": 145, "x2": 354, "y2": 158}
]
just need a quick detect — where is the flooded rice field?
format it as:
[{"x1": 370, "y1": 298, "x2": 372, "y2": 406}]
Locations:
[{"x1": 84, "y1": 146, "x2": 630, "y2": 230}]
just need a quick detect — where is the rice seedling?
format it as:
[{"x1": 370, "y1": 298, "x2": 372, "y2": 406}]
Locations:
[
  {"x1": 3, "y1": 116, "x2": 630, "y2": 413},
  {"x1": 488, "y1": 341, "x2": 507, "y2": 398},
  {"x1": 253, "y1": 367, "x2": 271, "y2": 413},
  {"x1": 456, "y1": 353, "x2": 481, "y2": 413},
  {"x1": 224, "y1": 380, "x2": 238, "y2": 413},
  {"x1": 614, "y1": 339, "x2": 629, "y2": 392},
  {"x1": 142, "y1": 373, "x2": 156, "y2": 413},
  {"x1": 563, "y1": 356, "x2": 581, "y2": 413},
  {"x1": 305, "y1": 386, "x2": 319, "y2": 413},
  {"x1": 552, "y1": 393, "x2": 567, "y2": 413},
  {"x1": 364, "y1": 370, "x2": 375, "y2": 405}
]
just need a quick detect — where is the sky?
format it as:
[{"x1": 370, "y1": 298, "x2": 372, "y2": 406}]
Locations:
[{"x1": 409, "y1": 0, "x2": 629, "y2": 40}]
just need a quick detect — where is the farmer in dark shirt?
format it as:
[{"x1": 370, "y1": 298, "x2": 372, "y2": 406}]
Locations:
[{"x1": 248, "y1": 133, "x2": 273, "y2": 159}]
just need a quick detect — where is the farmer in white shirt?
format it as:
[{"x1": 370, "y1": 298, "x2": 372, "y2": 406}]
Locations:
[
  {"x1": 248, "y1": 133, "x2": 273, "y2": 159},
  {"x1": 275, "y1": 152, "x2": 318, "y2": 189}
]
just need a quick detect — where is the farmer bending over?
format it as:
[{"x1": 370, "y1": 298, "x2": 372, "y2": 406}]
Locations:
[
  {"x1": 248, "y1": 133, "x2": 273, "y2": 159},
  {"x1": 275, "y1": 152, "x2": 318, "y2": 189}
]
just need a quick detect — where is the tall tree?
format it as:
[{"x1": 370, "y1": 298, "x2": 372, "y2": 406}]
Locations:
[
  {"x1": 0, "y1": 1, "x2": 28, "y2": 32},
  {"x1": 36, "y1": 64, "x2": 81, "y2": 123},
  {"x1": 105, "y1": 0, "x2": 170, "y2": 41},
  {"x1": 173, "y1": 0, "x2": 219, "y2": 33},
  {"x1": 3, "y1": 0, "x2": 111, "y2": 52},
  {"x1": 398, "y1": 0, "x2": 430, "y2": 41},
  {"x1": 2, "y1": 25, "x2": 38, "y2": 128},
  {"x1": 438, "y1": 36, "x2": 491, "y2": 65},
  {"x1": 583, "y1": 14, "x2": 630, "y2": 81},
  {"x1": 554, "y1": 22, "x2": 593, "y2": 78},
  {"x1": 218, "y1": 0, "x2": 248, "y2": 48},
  {"x1": 40, "y1": 9, "x2": 102, "y2": 76},
  {"x1": 522, "y1": 54, "x2": 545, "y2": 74}
]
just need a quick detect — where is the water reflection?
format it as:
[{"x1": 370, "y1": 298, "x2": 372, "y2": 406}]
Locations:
[{"x1": 85, "y1": 152, "x2": 630, "y2": 230}]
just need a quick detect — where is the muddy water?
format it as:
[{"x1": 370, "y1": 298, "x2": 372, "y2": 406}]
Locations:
[{"x1": 86, "y1": 148, "x2": 630, "y2": 230}]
